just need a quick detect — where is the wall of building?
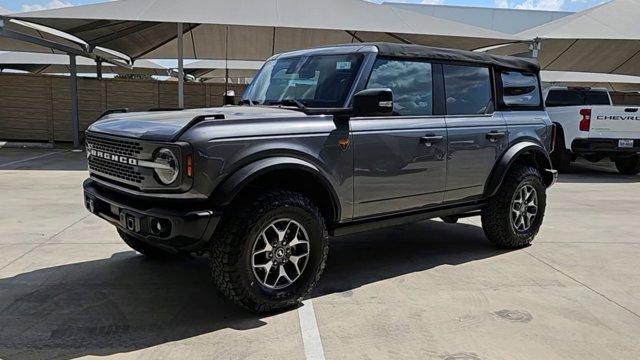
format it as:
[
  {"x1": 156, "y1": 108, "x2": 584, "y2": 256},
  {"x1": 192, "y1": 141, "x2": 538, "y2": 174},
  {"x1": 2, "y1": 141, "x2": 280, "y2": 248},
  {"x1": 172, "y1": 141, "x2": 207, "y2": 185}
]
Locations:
[{"x1": 0, "y1": 73, "x2": 246, "y2": 143}]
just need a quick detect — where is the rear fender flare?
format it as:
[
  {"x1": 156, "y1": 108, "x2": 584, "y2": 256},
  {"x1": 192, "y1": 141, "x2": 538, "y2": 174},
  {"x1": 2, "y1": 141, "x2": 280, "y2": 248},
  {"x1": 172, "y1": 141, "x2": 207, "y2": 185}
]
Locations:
[{"x1": 484, "y1": 141, "x2": 553, "y2": 198}]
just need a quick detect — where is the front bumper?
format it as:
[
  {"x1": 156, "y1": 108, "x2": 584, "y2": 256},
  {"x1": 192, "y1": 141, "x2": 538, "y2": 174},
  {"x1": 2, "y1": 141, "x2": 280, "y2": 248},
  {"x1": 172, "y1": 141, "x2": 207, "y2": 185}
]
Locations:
[
  {"x1": 83, "y1": 179, "x2": 220, "y2": 252},
  {"x1": 572, "y1": 138, "x2": 640, "y2": 156}
]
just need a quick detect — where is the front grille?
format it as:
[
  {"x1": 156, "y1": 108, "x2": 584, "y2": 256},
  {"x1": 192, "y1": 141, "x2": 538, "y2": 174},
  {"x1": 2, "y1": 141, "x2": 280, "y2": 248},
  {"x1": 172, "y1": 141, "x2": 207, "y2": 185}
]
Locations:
[
  {"x1": 88, "y1": 157, "x2": 145, "y2": 183},
  {"x1": 86, "y1": 133, "x2": 146, "y2": 185},
  {"x1": 86, "y1": 133, "x2": 143, "y2": 158}
]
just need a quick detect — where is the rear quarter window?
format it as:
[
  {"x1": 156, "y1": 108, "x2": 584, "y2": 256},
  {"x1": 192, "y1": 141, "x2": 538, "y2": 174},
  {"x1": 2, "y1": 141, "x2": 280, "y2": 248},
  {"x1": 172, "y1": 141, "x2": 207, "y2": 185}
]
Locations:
[{"x1": 501, "y1": 71, "x2": 541, "y2": 108}]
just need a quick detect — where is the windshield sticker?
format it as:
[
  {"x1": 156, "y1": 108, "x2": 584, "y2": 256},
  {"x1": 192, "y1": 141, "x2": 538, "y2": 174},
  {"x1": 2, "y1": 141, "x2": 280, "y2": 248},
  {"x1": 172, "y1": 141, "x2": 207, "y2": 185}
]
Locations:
[{"x1": 336, "y1": 62, "x2": 352, "y2": 70}]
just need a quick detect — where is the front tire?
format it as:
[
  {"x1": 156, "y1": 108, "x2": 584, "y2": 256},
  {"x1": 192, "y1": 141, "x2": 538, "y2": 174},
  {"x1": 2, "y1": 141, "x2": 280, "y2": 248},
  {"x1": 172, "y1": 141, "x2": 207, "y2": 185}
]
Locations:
[
  {"x1": 614, "y1": 156, "x2": 640, "y2": 175},
  {"x1": 210, "y1": 190, "x2": 329, "y2": 313},
  {"x1": 481, "y1": 165, "x2": 547, "y2": 248}
]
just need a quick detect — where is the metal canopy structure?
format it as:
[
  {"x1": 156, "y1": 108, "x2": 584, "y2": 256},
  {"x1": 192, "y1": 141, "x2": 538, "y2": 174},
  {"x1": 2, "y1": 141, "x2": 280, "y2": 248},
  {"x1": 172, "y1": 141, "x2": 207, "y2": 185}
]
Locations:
[
  {"x1": 182, "y1": 60, "x2": 263, "y2": 81},
  {"x1": 490, "y1": 0, "x2": 640, "y2": 76},
  {"x1": 0, "y1": 52, "x2": 166, "y2": 75},
  {"x1": 6, "y1": 0, "x2": 523, "y2": 60},
  {"x1": 1, "y1": 0, "x2": 523, "y2": 146}
]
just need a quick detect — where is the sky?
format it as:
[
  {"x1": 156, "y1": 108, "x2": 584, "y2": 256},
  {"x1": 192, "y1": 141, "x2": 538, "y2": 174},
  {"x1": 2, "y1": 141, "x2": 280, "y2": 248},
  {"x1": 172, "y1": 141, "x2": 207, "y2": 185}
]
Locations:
[{"x1": 0, "y1": 0, "x2": 604, "y2": 14}]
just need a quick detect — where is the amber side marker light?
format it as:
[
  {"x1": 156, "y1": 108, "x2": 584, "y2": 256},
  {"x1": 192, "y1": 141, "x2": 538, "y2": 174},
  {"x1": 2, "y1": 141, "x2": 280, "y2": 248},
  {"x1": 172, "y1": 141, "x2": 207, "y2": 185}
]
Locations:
[{"x1": 186, "y1": 154, "x2": 193, "y2": 177}]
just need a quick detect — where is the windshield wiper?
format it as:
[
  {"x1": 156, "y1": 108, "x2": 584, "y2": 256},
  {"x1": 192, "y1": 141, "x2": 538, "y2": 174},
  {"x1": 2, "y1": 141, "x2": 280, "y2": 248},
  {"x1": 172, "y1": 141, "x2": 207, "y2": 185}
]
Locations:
[{"x1": 265, "y1": 99, "x2": 307, "y2": 110}]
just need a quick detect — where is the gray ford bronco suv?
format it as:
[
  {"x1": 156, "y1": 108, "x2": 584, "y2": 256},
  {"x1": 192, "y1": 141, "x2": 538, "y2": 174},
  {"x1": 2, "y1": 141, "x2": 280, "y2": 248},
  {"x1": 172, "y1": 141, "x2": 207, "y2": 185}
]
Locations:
[{"x1": 83, "y1": 43, "x2": 557, "y2": 313}]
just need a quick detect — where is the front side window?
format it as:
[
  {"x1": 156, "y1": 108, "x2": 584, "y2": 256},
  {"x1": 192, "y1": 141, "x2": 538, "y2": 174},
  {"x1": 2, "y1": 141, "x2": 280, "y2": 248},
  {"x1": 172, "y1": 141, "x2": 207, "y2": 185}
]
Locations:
[
  {"x1": 443, "y1": 65, "x2": 492, "y2": 115},
  {"x1": 367, "y1": 59, "x2": 433, "y2": 116},
  {"x1": 243, "y1": 53, "x2": 364, "y2": 108},
  {"x1": 501, "y1": 71, "x2": 541, "y2": 107}
]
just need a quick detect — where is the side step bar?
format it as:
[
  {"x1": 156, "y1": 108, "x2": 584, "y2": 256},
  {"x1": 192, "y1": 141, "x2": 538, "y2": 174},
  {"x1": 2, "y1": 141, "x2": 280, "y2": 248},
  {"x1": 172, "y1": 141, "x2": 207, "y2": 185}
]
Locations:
[{"x1": 331, "y1": 203, "x2": 485, "y2": 237}]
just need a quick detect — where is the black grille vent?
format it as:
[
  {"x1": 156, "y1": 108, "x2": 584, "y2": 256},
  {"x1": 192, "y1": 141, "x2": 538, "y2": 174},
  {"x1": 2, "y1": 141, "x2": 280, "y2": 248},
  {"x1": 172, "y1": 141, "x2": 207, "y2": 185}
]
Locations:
[
  {"x1": 88, "y1": 157, "x2": 145, "y2": 184},
  {"x1": 86, "y1": 134, "x2": 143, "y2": 158}
]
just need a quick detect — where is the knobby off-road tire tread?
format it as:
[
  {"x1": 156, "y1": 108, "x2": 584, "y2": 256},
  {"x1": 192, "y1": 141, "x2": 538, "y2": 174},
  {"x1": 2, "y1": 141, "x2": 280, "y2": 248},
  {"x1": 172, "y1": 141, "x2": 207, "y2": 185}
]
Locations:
[
  {"x1": 210, "y1": 190, "x2": 328, "y2": 313},
  {"x1": 481, "y1": 165, "x2": 546, "y2": 249}
]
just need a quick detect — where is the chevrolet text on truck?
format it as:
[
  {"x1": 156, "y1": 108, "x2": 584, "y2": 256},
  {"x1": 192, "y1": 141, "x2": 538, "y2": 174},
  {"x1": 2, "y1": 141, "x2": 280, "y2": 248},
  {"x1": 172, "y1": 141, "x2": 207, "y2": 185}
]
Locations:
[
  {"x1": 83, "y1": 43, "x2": 557, "y2": 313},
  {"x1": 546, "y1": 87, "x2": 640, "y2": 174}
]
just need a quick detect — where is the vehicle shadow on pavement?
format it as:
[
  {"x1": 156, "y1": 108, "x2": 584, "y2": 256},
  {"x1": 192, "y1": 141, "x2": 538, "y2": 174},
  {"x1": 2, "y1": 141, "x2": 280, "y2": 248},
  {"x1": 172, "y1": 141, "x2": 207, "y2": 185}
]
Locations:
[
  {"x1": 315, "y1": 220, "x2": 509, "y2": 297},
  {"x1": 0, "y1": 220, "x2": 510, "y2": 360},
  {"x1": 0, "y1": 253, "x2": 264, "y2": 360},
  {"x1": 557, "y1": 162, "x2": 640, "y2": 184}
]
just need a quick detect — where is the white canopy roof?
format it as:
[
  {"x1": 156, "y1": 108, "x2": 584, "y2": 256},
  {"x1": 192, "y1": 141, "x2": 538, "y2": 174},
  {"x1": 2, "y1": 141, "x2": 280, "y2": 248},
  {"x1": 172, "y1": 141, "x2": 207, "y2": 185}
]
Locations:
[
  {"x1": 492, "y1": 0, "x2": 640, "y2": 76},
  {"x1": 3, "y1": 0, "x2": 523, "y2": 60},
  {"x1": 541, "y1": 71, "x2": 640, "y2": 91},
  {"x1": 0, "y1": 51, "x2": 167, "y2": 75}
]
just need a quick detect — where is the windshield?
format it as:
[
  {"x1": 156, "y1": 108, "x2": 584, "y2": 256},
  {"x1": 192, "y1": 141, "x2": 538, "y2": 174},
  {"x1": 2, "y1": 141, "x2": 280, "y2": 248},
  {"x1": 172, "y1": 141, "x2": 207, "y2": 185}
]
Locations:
[{"x1": 242, "y1": 54, "x2": 364, "y2": 108}]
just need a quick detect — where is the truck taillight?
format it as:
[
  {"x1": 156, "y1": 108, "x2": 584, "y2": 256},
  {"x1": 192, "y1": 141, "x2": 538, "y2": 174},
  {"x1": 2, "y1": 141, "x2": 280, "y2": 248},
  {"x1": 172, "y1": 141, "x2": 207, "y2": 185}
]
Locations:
[{"x1": 579, "y1": 108, "x2": 591, "y2": 131}]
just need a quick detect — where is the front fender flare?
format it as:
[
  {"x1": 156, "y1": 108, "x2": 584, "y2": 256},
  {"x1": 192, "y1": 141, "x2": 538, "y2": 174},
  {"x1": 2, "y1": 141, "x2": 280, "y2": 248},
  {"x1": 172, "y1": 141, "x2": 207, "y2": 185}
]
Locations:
[
  {"x1": 484, "y1": 141, "x2": 553, "y2": 198},
  {"x1": 210, "y1": 156, "x2": 341, "y2": 220}
]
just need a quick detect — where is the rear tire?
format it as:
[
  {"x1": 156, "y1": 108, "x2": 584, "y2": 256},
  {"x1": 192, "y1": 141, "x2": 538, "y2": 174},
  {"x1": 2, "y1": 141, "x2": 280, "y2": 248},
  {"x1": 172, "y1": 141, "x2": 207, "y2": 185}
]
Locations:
[
  {"x1": 210, "y1": 190, "x2": 329, "y2": 314},
  {"x1": 614, "y1": 156, "x2": 640, "y2": 175},
  {"x1": 118, "y1": 230, "x2": 177, "y2": 259},
  {"x1": 481, "y1": 165, "x2": 547, "y2": 248},
  {"x1": 551, "y1": 128, "x2": 572, "y2": 172}
]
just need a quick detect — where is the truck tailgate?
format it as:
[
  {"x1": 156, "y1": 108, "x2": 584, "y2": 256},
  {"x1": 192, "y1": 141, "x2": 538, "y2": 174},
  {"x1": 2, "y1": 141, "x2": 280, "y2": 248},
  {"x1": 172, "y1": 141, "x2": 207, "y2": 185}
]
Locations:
[{"x1": 590, "y1": 106, "x2": 640, "y2": 139}]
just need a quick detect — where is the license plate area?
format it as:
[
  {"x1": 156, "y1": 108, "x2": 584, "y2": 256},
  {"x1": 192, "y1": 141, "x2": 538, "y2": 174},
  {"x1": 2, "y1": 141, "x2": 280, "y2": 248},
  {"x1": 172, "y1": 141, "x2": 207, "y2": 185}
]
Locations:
[{"x1": 619, "y1": 139, "x2": 635, "y2": 148}]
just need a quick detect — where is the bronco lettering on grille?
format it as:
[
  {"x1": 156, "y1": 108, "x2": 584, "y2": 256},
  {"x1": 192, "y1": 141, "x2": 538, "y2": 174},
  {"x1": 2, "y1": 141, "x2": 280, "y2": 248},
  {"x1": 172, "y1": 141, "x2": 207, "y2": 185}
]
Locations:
[{"x1": 87, "y1": 149, "x2": 138, "y2": 166}]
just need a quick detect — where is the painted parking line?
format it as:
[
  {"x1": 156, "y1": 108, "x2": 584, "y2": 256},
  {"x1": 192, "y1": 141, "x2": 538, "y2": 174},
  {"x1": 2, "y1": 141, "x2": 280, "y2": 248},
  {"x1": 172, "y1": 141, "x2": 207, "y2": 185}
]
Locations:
[
  {"x1": 0, "y1": 151, "x2": 66, "y2": 168},
  {"x1": 298, "y1": 299, "x2": 326, "y2": 360}
]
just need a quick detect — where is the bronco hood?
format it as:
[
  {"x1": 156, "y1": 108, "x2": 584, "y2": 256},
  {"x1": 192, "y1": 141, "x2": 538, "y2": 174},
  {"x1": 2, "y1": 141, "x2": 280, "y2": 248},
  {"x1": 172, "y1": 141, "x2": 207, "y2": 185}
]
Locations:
[{"x1": 87, "y1": 106, "x2": 307, "y2": 141}]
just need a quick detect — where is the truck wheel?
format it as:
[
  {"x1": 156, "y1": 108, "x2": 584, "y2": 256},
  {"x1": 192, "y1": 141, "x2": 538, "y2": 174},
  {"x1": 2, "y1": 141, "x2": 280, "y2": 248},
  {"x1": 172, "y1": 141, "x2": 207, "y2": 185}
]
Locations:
[
  {"x1": 614, "y1": 156, "x2": 640, "y2": 175},
  {"x1": 551, "y1": 129, "x2": 572, "y2": 172},
  {"x1": 210, "y1": 190, "x2": 329, "y2": 313},
  {"x1": 481, "y1": 165, "x2": 546, "y2": 248},
  {"x1": 118, "y1": 229, "x2": 176, "y2": 259}
]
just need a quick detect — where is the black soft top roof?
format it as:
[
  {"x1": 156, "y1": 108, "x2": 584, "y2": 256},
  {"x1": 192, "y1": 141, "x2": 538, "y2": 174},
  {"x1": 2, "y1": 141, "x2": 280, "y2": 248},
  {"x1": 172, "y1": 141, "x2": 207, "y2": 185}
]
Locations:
[{"x1": 366, "y1": 43, "x2": 539, "y2": 72}]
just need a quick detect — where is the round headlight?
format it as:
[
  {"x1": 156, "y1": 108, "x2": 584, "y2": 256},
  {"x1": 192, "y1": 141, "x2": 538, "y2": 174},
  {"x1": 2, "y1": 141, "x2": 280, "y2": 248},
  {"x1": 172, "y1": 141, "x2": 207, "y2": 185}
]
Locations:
[{"x1": 154, "y1": 148, "x2": 179, "y2": 185}]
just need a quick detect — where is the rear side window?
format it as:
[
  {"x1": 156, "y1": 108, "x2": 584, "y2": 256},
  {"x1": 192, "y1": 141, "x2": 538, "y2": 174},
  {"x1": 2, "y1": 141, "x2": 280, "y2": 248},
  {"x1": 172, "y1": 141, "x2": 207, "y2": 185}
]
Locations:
[
  {"x1": 443, "y1": 65, "x2": 493, "y2": 115},
  {"x1": 367, "y1": 59, "x2": 433, "y2": 116},
  {"x1": 545, "y1": 90, "x2": 610, "y2": 107},
  {"x1": 501, "y1": 71, "x2": 541, "y2": 107}
]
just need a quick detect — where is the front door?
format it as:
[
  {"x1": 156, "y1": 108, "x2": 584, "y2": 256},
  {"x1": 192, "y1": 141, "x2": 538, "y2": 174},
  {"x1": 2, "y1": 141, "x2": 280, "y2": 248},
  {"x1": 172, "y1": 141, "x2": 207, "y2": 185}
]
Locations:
[
  {"x1": 352, "y1": 58, "x2": 447, "y2": 218},
  {"x1": 441, "y1": 64, "x2": 508, "y2": 202}
]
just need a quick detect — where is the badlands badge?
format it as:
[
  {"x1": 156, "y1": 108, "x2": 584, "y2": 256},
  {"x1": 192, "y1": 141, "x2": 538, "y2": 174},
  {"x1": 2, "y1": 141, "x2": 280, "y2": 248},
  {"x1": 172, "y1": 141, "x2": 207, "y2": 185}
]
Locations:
[{"x1": 338, "y1": 138, "x2": 350, "y2": 152}]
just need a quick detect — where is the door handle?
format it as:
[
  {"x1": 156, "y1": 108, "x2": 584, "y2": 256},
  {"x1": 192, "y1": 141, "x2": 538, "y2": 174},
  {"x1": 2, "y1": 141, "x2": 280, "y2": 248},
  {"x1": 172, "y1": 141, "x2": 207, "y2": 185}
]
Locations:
[
  {"x1": 486, "y1": 131, "x2": 506, "y2": 141},
  {"x1": 419, "y1": 134, "x2": 444, "y2": 145}
]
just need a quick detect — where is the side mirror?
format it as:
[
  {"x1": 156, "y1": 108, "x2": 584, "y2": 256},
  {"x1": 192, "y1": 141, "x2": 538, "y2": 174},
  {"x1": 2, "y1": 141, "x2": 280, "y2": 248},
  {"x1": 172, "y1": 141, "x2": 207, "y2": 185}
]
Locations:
[
  {"x1": 352, "y1": 88, "x2": 393, "y2": 117},
  {"x1": 223, "y1": 90, "x2": 236, "y2": 105}
]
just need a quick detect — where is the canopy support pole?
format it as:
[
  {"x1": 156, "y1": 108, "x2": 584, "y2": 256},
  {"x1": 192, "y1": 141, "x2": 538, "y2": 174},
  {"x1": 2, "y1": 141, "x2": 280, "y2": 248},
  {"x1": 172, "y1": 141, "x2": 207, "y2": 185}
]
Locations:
[
  {"x1": 69, "y1": 54, "x2": 80, "y2": 149},
  {"x1": 530, "y1": 39, "x2": 541, "y2": 58},
  {"x1": 96, "y1": 60, "x2": 103, "y2": 79},
  {"x1": 177, "y1": 22, "x2": 184, "y2": 108}
]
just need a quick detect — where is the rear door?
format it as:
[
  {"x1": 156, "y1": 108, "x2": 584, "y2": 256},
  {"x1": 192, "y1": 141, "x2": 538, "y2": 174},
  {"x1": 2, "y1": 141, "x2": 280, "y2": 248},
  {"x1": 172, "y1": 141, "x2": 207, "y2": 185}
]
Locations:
[
  {"x1": 352, "y1": 58, "x2": 447, "y2": 218},
  {"x1": 442, "y1": 64, "x2": 508, "y2": 203}
]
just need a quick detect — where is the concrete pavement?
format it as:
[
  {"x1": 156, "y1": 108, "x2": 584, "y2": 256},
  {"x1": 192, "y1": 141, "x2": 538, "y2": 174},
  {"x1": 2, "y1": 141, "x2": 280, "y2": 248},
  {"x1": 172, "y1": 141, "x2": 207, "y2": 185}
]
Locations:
[{"x1": 0, "y1": 149, "x2": 638, "y2": 360}]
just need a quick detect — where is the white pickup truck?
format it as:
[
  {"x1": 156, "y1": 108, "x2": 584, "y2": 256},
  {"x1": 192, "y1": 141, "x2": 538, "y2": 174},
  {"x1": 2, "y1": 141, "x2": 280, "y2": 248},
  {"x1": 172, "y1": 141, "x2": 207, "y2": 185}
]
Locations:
[{"x1": 545, "y1": 87, "x2": 640, "y2": 175}]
